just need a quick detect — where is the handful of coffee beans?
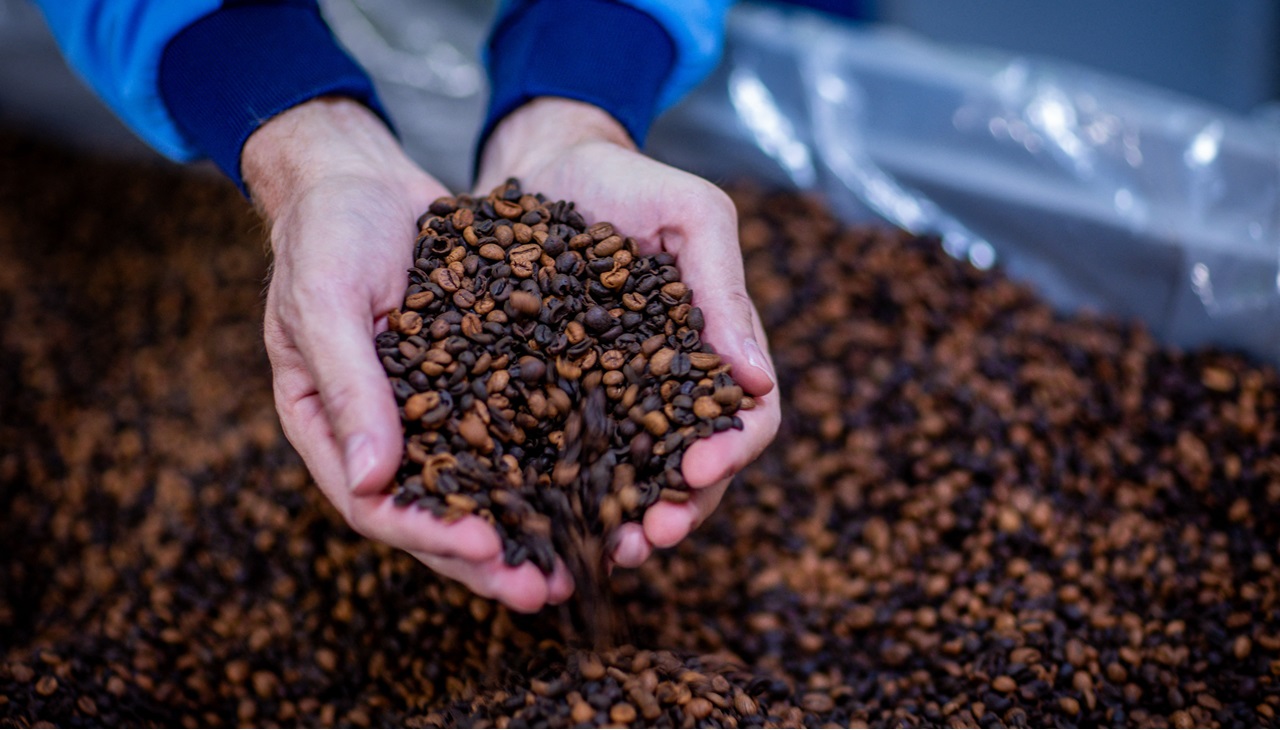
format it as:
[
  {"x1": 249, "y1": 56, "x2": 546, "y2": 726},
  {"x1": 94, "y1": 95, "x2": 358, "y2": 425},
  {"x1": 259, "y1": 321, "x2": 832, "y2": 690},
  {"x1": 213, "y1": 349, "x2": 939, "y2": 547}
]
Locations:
[{"x1": 375, "y1": 179, "x2": 749, "y2": 573}]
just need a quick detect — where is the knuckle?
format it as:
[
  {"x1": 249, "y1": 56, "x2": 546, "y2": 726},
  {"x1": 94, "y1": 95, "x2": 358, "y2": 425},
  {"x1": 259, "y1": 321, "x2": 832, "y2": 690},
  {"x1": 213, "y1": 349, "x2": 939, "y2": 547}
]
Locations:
[
  {"x1": 762, "y1": 404, "x2": 783, "y2": 440},
  {"x1": 263, "y1": 312, "x2": 292, "y2": 356},
  {"x1": 727, "y1": 287, "x2": 757, "y2": 321}
]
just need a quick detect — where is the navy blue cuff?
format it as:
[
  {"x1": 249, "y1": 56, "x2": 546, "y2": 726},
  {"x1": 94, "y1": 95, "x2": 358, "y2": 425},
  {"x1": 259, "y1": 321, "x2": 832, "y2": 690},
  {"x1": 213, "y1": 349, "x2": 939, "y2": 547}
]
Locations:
[
  {"x1": 158, "y1": 2, "x2": 392, "y2": 197},
  {"x1": 479, "y1": 0, "x2": 676, "y2": 168}
]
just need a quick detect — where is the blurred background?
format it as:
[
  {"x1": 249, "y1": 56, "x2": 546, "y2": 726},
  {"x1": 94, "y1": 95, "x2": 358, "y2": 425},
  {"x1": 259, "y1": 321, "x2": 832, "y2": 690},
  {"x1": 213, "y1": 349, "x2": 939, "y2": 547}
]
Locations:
[
  {"x1": 877, "y1": 0, "x2": 1280, "y2": 114},
  {"x1": 6, "y1": 0, "x2": 1280, "y2": 365},
  {"x1": 6, "y1": 0, "x2": 1279, "y2": 168}
]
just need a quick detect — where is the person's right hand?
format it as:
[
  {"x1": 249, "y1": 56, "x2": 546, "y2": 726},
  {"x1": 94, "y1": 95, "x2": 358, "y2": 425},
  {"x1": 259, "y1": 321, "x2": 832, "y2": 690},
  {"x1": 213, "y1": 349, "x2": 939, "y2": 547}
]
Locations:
[
  {"x1": 243, "y1": 97, "x2": 574, "y2": 612},
  {"x1": 475, "y1": 98, "x2": 782, "y2": 569}
]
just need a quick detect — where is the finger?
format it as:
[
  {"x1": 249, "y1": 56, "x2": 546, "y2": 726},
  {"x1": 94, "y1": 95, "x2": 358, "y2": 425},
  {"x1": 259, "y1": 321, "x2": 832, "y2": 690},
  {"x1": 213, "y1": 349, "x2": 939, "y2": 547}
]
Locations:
[
  {"x1": 268, "y1": 326, "x2": 372, "y2": 506},
  {"x1": 412, "y1": 550, "x2": 554, "y2": 613},
  {"x1": 745, "y1": 294, "x2": 780, "y2": 395},
  {"x1": 670, "y1": 209, "x2": 777, "y2": 399},
  {"x1": 274, "y1": 366, "x2": 504, "y2": 566},
  {"x1": 546, "y1": 558, "x2": 576, "y2": 605},
  {"x1": 642, "y1": 478, "x2": 730, "y2": 548},
  {"x1": 270, "y1": 309, "x2": 507, "y2": 564},
  {"x1": 266, "y1": 313, "x2": 336, "y2": 475},
  {"x1": 289, "y1": 287, "x2": 403, "y2": 497},
  {"x1": 641, "y1": 480, "x2": 729, "y2": 550},
  {"x1": 353, "y1": 499, "x2": 502, "y2": 561},
  {"x1": 609, "y1": 523, "x2": 653, "y2": 568},
  {"x1": 681, "y1": 390, "x2": 781, "y2": 488}
]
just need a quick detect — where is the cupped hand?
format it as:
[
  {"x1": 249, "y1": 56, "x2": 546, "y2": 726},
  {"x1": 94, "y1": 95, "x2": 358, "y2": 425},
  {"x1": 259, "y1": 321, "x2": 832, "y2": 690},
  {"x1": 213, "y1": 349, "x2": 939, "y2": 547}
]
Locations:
[
  {"x1": 476, "y1": 98, "x2": 782, "y2": 568},
  {"x1": 244, "y1": 97, "x2": 573, "y2": 611}
]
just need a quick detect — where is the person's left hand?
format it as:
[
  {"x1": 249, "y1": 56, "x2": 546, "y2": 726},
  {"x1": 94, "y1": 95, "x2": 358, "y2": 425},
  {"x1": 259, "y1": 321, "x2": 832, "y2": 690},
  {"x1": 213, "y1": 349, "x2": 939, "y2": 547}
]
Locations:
[
  {"x1": 475, "y1": 98, "x2": 782, "y2": 568},
  {"x1": 245, "y1": 97, "x2": 575, "y2": 611}
]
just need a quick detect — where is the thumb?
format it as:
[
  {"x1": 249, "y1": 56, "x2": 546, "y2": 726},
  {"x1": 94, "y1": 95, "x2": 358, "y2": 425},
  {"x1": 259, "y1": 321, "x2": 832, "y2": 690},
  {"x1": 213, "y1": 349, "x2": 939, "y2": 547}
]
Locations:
[
  {"x1": 294, "y1": 294, "x2": 403, "y2": 496},
  {"x1": 675, "y1": 220, "x2": 776, "y2": 398}
]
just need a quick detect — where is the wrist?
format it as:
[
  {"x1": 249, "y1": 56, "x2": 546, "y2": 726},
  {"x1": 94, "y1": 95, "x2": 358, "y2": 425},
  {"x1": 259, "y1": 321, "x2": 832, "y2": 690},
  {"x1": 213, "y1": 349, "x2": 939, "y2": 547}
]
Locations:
[
  {"x1": 242, "y1": 97, "x2": 418, "y2": 221},
  {"x1": 476, "y1": 97, "x2": 634, "y2": 191}
]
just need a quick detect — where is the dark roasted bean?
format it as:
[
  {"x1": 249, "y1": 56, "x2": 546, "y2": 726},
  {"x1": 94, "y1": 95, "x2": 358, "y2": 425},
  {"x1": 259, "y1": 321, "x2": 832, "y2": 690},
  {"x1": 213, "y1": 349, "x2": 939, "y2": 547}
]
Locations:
[{"x1": 13, "y1": 149, "x2": 1277, "y2": 730}]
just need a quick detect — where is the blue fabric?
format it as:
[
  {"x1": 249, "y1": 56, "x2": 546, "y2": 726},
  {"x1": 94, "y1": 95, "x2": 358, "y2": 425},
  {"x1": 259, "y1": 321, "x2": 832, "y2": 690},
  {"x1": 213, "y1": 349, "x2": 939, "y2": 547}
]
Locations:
[
  {"x1": 157, "y1": 3, "x2": 390, "y2": 195},
  {"x1": 482, "y1": 0, "x2": 729, "y2": 153},
  {"x1": 782, "y1": 0, "x2": 876, "y2": 20},
  {"x1": 32, "y1": 0, "x2": 222, "y2": 160},
  {"x1": 40, "y1": 0, "x2": 728, "y2": 191},
  {"x1": 610, "y1": 0, "x2": 733, "y2": 111}
]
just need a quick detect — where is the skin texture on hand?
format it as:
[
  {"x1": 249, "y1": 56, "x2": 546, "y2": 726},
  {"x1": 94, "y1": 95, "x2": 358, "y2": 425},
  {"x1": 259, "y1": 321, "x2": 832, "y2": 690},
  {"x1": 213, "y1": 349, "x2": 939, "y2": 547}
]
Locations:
[
  {"x1": 477, "y1": 98, "x2": 783, "y2": 569},
  {"x1": 242, "y1": 97, "x2": 573, "y2": 611}
]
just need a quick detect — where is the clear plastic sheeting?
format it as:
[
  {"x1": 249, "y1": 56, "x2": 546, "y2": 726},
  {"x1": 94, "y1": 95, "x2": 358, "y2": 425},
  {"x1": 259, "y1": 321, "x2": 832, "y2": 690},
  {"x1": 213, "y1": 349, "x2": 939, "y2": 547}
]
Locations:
[
  {"x1": 319, "y1": 0, "x2": 495, "y2": 189},
  {"x1": 656, "y1": 4, "x2": 1280, "y2": 363}
]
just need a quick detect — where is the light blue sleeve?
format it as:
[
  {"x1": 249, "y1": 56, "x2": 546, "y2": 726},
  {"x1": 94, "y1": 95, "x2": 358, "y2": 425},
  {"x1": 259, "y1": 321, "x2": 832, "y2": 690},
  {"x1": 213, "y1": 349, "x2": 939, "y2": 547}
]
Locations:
[
  {"x1": 31, "y1": 0, "x2": 223, "y2": 160},
  {"x1": 617, "y1": 0, "x2": 734, "y2": 111},
  {"x1": 494, "y1": 0, "x2": 734, "y2": 113}
]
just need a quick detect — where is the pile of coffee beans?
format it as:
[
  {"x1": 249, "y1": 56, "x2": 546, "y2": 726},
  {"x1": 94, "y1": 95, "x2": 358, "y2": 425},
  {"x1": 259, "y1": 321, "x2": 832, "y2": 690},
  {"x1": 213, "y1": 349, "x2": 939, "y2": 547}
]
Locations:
[
  {"x1": 378, "y1": 180, "x2": 747, "y2": 575},
  {"x1": 3, "y1": 132, "x2": 1279, "y2": 727},
  {"x1": 426, "y1": 645, "x2": 779, "y2": 727}
]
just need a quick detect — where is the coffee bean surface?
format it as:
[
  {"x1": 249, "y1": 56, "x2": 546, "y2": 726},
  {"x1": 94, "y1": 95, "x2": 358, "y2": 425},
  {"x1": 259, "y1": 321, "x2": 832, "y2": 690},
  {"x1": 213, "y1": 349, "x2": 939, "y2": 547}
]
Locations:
[
  {"x1": 2, "y1": 134, "x2": 1278, "y2": 728},
  {"x1": 379, "y1": 179, "x2": 746, "y2": 578}
]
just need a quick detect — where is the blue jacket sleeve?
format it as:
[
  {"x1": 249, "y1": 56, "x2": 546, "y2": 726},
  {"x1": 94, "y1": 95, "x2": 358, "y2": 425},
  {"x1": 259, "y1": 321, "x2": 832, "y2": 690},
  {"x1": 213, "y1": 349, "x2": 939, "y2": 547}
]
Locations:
[
  {"x1": 32, "y1": 0, "x2": 222, "y2": 161},
  {"x1": 482, "y1": 0, "x2": 733, "y2": 150},
  {"x1": 32, "y1": 0, "x2": 389, "y2": 195}
]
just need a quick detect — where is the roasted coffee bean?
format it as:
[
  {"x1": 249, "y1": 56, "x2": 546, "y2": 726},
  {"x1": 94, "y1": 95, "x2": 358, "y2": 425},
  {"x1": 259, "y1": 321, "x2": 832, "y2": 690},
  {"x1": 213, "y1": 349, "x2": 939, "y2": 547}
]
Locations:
[
  {"x1": 546, "y1": 273, "x2": 572, "y2": 297},
  {"x1": 583, "y1": 306, "x2": 614, "y2": 334},
  {"x1": 588, "y1": 257, "x2": 615, "y2": 276},
  {"x1": 8, "y1": 140, "x2": 1280, "y2": 730},
  {"x1": 541, "y1": 235, "x2": 566, "y2": 257},
  {"x1": 378, "y1": 181, "x2": 747, "y2": 626},
  {"x1": 554, "y1": 250, "x2": 580, "y2": 275},
  {"x1": 507, "y1": 290, "x2": 541, "y2": 318}
]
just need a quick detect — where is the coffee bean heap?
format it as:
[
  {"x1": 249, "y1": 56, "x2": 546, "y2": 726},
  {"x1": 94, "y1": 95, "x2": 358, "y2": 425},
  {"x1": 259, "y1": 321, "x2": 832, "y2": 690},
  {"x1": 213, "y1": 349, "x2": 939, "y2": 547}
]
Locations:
[
  {"x1": 377, "y1": 179, "x2": 747, "y2": 573},
  {"x1": 4, "y1": 133, "x2": 1280, "y2": 728},
  {"x1": 422, "y1": 646, "x2": 776, "y2": 728}
]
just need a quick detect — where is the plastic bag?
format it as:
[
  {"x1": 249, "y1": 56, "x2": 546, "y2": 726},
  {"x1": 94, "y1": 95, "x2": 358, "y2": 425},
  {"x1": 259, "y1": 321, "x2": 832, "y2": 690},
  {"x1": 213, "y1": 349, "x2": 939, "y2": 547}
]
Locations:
[
  {"x1": 336, "y1": 0, "x2": 1280, "y2": 362},
  {"x1": 318, "y1": 0, "x2": 493, "y2": 187},
  {"x1": 651, "y1": 4, "x2": 1280, "y2": 362},
  {"x1": 7, "y1": 0, "x2": 1280, "y2": 363}
]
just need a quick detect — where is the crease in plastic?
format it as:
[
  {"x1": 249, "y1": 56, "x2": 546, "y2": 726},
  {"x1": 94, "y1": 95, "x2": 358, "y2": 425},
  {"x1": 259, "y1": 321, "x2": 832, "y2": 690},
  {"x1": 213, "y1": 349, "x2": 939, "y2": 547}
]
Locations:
[
  {"x1": 277, "y1": 0, "x2": 1280, "y2": 364},
  {"x1": 11, "y1": 0, "x2": 1278, "y2": 362},
  {"x1": 710, "y1": 4, "x2": 1280, "y2": 363}
]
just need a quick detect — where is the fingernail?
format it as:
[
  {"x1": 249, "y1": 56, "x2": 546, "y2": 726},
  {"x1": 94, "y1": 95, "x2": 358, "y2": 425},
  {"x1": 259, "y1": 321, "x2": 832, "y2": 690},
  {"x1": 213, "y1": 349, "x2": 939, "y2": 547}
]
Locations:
[
  {"x1": 344, "y1": 434, "x2": 376, "y2": 492},
  {"x1": 744, "y1": 338, "x2": 774, "y2": 383}
]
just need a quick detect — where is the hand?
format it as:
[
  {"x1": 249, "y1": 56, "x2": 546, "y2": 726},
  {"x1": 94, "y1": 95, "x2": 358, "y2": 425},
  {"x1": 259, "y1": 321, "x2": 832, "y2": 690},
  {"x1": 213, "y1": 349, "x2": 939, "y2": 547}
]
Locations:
[
  {"x1": 476, "y1": 98, "x2": 782, "y2": 568},
  {"x1": 244, "y1": 97, "x2": 573, "y2": 611}
]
